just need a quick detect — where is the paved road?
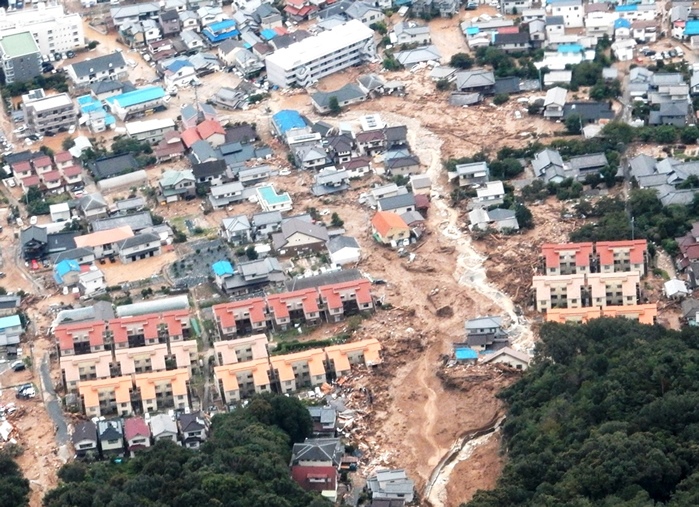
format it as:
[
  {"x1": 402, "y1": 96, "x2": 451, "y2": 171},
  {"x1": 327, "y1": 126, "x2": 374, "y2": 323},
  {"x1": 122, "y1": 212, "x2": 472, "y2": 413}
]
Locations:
[{"x1": 39, "y1": 353, "x2": 68, "y2": 447}]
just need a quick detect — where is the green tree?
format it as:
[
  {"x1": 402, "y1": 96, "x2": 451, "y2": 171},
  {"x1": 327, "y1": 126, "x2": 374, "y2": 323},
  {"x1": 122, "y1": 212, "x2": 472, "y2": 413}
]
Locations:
[
  {"x1": 245, "y1": 245, "x2": 258, "y2": 260},
  {"x1": 601, "y1": 121, "x2": 636, "y2": 145},
  {"x1": 436, "y1": 78, "x2": 451, "y2": 91},
  {"x1": 327, "y1": 96, "x2": 341, "y2": 115},
  {"x1": 61, "y1": 137, "x2": 75, "y2": 151},
  {"x1": 682, "y1": 126, "x2": 699, "y2": 144},
  {"x1": 450, "y1": 52, "x2": 474, "y2": 69},
  {"x1": 369, "y1": 21, "x2": 387, "y2": 35},
  {"x1": 493, "y1": 93, "x2": 510, "y2": 105},
  {"x1": 565, "y1": 113, "x2": 584, "y2": 135},
  {"x1": 331, "y1": 212, "x2": 344, "y2": 227},
  {"x1": 655, "y1": 126, "x2": 678, "y2": 144},
  {"x1": 514, "y1": 203, "x2": 534, "y2": 229}
]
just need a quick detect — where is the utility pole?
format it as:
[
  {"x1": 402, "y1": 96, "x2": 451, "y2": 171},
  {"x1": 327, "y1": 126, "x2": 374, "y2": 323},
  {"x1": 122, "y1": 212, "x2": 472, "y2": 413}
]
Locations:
[{"x1": 631, "y1": 216, "x2": 635, "y2": 240}]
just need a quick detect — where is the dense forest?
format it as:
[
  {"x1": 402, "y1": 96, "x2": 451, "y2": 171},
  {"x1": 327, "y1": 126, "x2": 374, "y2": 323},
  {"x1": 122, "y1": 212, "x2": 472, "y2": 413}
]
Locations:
[
  {"x1": 0, "y1": 455, "x2": 30, "y2": 507},
  {"x1": 44, "y1": 394, "x2": 329, "y2": 507},
  {"x1": 466, "y1": 318, "x2": 699, "y2": 507}
]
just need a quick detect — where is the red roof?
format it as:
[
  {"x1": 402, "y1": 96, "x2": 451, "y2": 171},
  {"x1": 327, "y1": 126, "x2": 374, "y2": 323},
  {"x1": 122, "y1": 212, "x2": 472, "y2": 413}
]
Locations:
[
  {"x1": 163, "y1": 130, "x2": 182, "y2": 143},
  {"x1": 291, "y1": 466, "x2": 337, "y2": 493},
  {"x1": 62, "y1": 165, "x2": 83, "y2": 177},
  {"x1": 213, "y1": 298, "x2": 267, "y2": 329},
  {"x1": 541, "y1": 243, "x2": 594, "y2": 268},
  {"x1": 20, "y1": 175, "x2": 41, "y2": 187},
  {"x1": 32, "y1": 156, "x2": 52, "y2": 169},
  {"x1": 284, "y1": 4, "x2": 316, "y2": 16},
  {"x1": 414, "y1": 193, "x2": 430, "y2": 209},
  {"x1": 497, "y1": 26, "x2": 520, "y2": 34},
  {"x1": 286, "y1": 0, "x2": 306, "y2": 7},
  {"x1": 181, "y1": 128, "x2": 202, "y2": 148},
  {"x1": 273, "y1": 26, "x2": 289, "y2": 35},
  {"x1": 318, "y1": 279, "x2": 372, "y2": 310},
  {"x1": 12, "y1": 161, "x2": 31, "y2": 173},
  {"x1": 54, "y1": 321, "x2": 106, "y2": 352},
  {"x1": 596, "y1": 240, "x2": 647, "y2": 266},
  {"x1": 124, "y1": 417, "x2": 151, "y2": 441},
  {"x1": 54, "y1": 151, "x2": 73, "y2": 163},
  {"x1": 682, "y1": 243, "x2": 699, "y2": 261},
  {"x1": 42, "y1": 170, "x2": 62, "y2": 182},
  {"x1": 371, "y1": 212, "x2": 408, "y2": 238},
  {"x1": 267, "y1": 289, "x2": 319, "y2": 319},
  {"x1": 162, "y1": 310, "x2": 189, "y2": 336},
  {"x1": 155, "y1": 140, "x2": 185, "y2": 158},
  {"x1": 109, "y1": 315, "x2": 160, "y2": 344},
  {"x1": 196, "y1": 120, "x2": 225, "y2": 140}
]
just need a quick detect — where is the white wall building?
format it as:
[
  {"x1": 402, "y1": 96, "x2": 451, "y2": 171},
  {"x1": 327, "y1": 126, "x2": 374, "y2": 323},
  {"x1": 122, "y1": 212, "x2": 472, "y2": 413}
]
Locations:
[
  {"x1": 265, "y1": 20, "x2": 376, "y2": 88},
  {"x1": 0, "y1": 3, "x2": 85, "y2": 56},
  {"x1": 546, "y1": 0, "x2": 584, "y2": 28},
  {"x1": 125, "y1": 118, "x2": 176, "y2": 144}
]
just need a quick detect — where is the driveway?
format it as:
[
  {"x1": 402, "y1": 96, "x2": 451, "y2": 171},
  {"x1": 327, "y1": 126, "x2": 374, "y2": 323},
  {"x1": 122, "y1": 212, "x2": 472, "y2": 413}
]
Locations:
[{"x1": 39, "y1": 353, "x2": 69, "y2": 449}]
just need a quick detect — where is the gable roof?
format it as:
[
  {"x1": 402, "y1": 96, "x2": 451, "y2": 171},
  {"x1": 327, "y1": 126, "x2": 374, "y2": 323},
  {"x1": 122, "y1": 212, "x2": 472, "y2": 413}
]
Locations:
[
  {"x1": 70, "y1": 52, "x2": 127, "y2": 79},
  {"x1": 371, "y1": 211, "x2": 408, "y2": 237},
  {"x1": 291, "y1": 437, "x2": 344, "y2": 466},
  {"x1": 311, "y1": 84, "x2": 366, "y2": 109},
  {"x1": 456, "y1": 69, "x2": 496, "y2": 90},
  {"x1": 275, "y1": 219, "x2": 329, "y2": 246},
  {"x1": 90, "y1": 154, "x2": 138, "y2": 179},
  {"x1": 179, "y1": 412, "x2": 207, "y2": 433},
  {"x1": 124, "y1": 417, "x2": 150, "y2": 440},
  {"x1": 192, "y1": 159, "x2": 227, "y2": 178},
  {"x1": 327, "y1": 235, "x2": 360, "y2": 253},
  {"x1": 78, "y1": 192, "x2": 108, "y2": 211},
  {"x1": 378, "y1": 193, "x2": 416, "y2": 211},
  {"x1": 21, "y1": 225, "x2": 47, "y2": 246},
  {"x1": 72, "y1": 421, "x2": 97, "y2": 444},
  {"x1": 117, "y1": 232, "x2": 160, "y2": 250}
]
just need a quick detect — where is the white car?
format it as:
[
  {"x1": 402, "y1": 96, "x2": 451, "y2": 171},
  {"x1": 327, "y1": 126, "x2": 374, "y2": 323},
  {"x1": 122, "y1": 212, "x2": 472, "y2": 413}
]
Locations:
[
  {"x1": 12, "y1": 125, "x2": 26, "y2": 134},
  {"x1": 29, "y1": 216, "x2": 37, "y2": 225}
]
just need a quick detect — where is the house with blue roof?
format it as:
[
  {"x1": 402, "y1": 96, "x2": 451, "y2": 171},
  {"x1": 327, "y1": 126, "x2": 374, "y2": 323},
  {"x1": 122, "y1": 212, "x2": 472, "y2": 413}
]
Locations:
[
  {"x1": 260, "y1": 28, "x2": 277, "y2": 41},
  {"x1": 557, "y1": 44, "x2": 583, "y2": 54},
  {"x1": 78, "y1": 95, "x2": 117, "y2": 133},
  {"x1": 104, "y1": 87, "x2": 166, "y2": 121},
  {"x1": 0, "y1": 314, "x2": 23, "y2": 346},
  {"x1": 455, "y1": 348, "x2": 478, "y2": 363},
  {"x1": 614, "y1": 18, "x2": 631, "y2": 39},
  {"x1": 271, "y1": 110, "x2": 306, "y2": 137},
  {"x1": 54, "y1": 259, "x2": 82, "y2": 285},
  {"x1": 685, "y1": 20, "x2": 699, "y2": 37},
  {"x1": 203, "y1": 19, "x2": 239, "y2": 44},
  {"x1": 164, "y1": 60, "x2": 197, "y2": 89},
  {"x1": 212, "y1": 260, "x2": 234, "y2": 287}
]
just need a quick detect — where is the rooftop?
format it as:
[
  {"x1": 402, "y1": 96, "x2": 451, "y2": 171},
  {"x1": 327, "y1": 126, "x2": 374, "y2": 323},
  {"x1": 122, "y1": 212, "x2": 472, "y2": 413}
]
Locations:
[{"x1": 0, "y1": 31, "x2": 39, "y2": 58}]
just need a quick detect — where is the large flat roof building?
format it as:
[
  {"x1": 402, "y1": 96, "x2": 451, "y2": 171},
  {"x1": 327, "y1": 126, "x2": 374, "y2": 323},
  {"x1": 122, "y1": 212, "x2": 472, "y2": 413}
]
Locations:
[
  {"x1": 265, "y1": 20, "x2": 376, "y2": 88},
  {"x1": 0, "y1": 31, "x2": 41, "y2": 84},
  {"x1": 0, "y1": 4, "x2": 84, "y2": 56}
]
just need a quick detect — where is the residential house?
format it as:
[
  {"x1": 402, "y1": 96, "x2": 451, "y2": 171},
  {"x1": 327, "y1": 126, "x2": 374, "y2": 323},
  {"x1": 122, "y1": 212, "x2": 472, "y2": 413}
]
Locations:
[
  {"x1": 371, "y1": 212, "x2": 410, "y2": 246},
  {"x1": 116, "y1": 233, "x2": 162, "y2": 264},
  {"x1": 345, "y1": 2, "x2": 384, "y2": 27},
  {"x1": 0, "y1": 315, "x2": 26, "y2": 348},
  {"x1": 272, "y1": 219, "x2": 329, "y2": 255},
  {"x1": 155, "y1": 131, "x2": 186, "y2": 163},
  {"x1": 214, "y1": 334, "x2": 269, "y2": 365},
  {"x1": 493, "y1": 32, "x2": 530, "y2": 53},
  {"x1": 480, "y1": 347, "x2": 531, "y2": 370},
  {"x1": 55, "y1": 320, "x2": 107, "y2": 356},
  {"x1": 546, "y1": 0, "x2": 583, "y2": 28},
  {"x1": 470, "y1": 181, "x2": 505, "y2": 208},
  {"x1": 464, "y1": 316, "x2": 508, "y2": 351},
  {"x1": 124, "y1": 417, "x2": 151, "y2": 455},
  {"x1": 368, "y1": 469, "x2": 415, "y2": 504},
  {"x1": 270, "y1": 349, "x2": 326, "y2": 392},
  {"x1": 23, "y1": 89, "x2": 77, "y2": 137},
  {"x1": 596, "y1": 240, "x2": 647, "y2": 275},
  {"x1": 468, "y1": 207, "x2": 519, "y2": 232},
  {"x1": 20, "y1": 225, "x2": 48, "y2": 260},
  {"x1": 294, "y1": 144, "x2": 329, "y2": 170},
  {"x1": 291, "y1": 464, "x2": 338, "y2": 501},
  {"x1": 451, "y1": 161, "x2": 489, "y2": 187},
  {"x1": 78, "y1": 376, "x2": 133, "y2": 417},
  {"x1": 385, "y1": 156, "x2": 420, "y2": 176},
  {"x1": 97, "y1": 419, "x2": 125, "y2": 456},
  {"x1": 159, "y1": 9, "x2": 182, "y2": 36},
  {"x1": 89, "y1": 153, "x2": 139, "y2": 181},
  {"x1": 72, "y1": 421, "x2": 98, "y2": 458},
  {"x1": 256, "y1": 185, "x2": 293, "y2": 212},
  {"x1": 134, "y1": 369, "x2": 190, "y2": 413},
  {"x1": 74, "y1": 226, "x2": 135, "y2": 260},
  {"x1": 252, "y1": 211, "x2": 283, "y2": 239},
  {"x1": 377, "y1": 193, "x2": 416, "y2": 215},
  {"x1": 66, "y1": 52, "x2": 128, "y2": 87},
  {"x1": 220, "y1": 215, "x2": 252, "y2": 245},
  {"x1": 159, "y1": 169, "x2": 196, "y2": 202},
  {"x1": 455, "y1": 70, "x2": 496, "y2": 94},
  {"x1": 649, "y1": 101, "x2": 688, "y2": 127},
  {"x1": 588, "y1": 272, "x2": 640, "y2": 306},
  {"x1": 209, "y1": 181, "x2": 245, "y2": 209},
  {"x1": 393, "y1": 21, "x2": 431, "y2": 46},
  {"x1": 125, "y1": 118, "x2": 176, "y2": 145},
  {"x1": 562, "y1": 102, "x2": 615, "y2": 124},
  {"x1": 324, "y1": 338, "x2": 382, "y2": 377},
  {"x1": 327, "y1": 236, "x2": 361, "y2": 266},
  {"x1": 312, "y1": 169, "x2": 351, "y2": 196},
  {"x1": 178, "y1": 411, "x2": 209, "y2": 449},
  {"x1": 311, "y1": 84, "x2": 367, "y2": 114},
  {"x1": 149, "y1": 414, "x2": 180, "y2": 443},
  {"x1": 307, "y1": 407, "x2": 337, "y2": 437},
  {"x1": 192, "y1": 159, "x2": 227, "y2": 184},
  {"x1": 544, "y1": 87, "x2": 567, "y2": 118}
]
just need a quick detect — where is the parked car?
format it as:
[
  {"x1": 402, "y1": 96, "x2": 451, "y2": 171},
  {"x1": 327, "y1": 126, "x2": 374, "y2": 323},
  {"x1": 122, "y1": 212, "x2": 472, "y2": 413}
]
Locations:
[
  {"x1": 669, "y1": 49, "x2": 678, "y2": 58},
  {"x1": 11, "y1": 361, "x2": 25, "y2": 372}
]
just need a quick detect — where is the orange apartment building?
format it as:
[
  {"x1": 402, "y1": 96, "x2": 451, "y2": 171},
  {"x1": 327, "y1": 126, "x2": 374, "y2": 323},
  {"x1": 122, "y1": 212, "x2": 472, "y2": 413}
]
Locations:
[
  {"x1": 214, "y1": 358, "x2": 272, "y2": 403},
  {"x1": 532, "y1": 273, "x2": 587, "y2": 311},
  {"x1": 78, "y1": 376, "x2": 135, "y2": 418},
  {"x1": 587, "y1": 272, "x2": 640, "y2": 307},
  {"x1": 61, "y1": 350, "x2": 113, "y2": 391},
  {"x1": 214, "y1": 334, "x2": 268, "y2": 365},
  {"x1": 213, "y1": 338, "x2": 383, "y2": 404},
  {"x1": 546, "y1": 304, "x2": 657, "y2": 325},
  {"x1": 542, "y1": 242, "x2": 594, "y2": 275},
  {"x1": 133, "y1": 369, "x2": 190, "y2": 414},
  {"x1": 267, "y1": 289, "x2": 322, "y2": 331},
  {"x1": 596, "y1": 240, "x2": 647, "y2": 276},
  {"x1": 317, "y1": 280, "x2": 374, "y2": 322},
  {"x1": 270, "y1": 349, "x2": 327, "y2": 393},
  {"x1": 212, "y1": 281, "x2": 375, "y2": 338},
  {"x1": 55, "y1": 321, "x2": 108, "y2": 356},
  {"x1": 213, "y1": 297, "x2": 268, "y2": 339},
  {"x1": 324, "y1": 339, "x2": 382, "y2": 378}
]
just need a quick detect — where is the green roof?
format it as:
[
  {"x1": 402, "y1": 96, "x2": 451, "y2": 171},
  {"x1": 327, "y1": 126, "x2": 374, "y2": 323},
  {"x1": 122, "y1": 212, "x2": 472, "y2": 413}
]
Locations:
[{"x1": 0, "y1": 32, "x2": 39, "y2": 58}]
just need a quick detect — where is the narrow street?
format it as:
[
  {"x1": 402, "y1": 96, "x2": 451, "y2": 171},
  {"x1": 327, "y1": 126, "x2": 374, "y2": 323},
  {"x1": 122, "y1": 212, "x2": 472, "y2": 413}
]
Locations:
[{"x1": 39, "y1": 353, "x2": 69, "y2": 455}]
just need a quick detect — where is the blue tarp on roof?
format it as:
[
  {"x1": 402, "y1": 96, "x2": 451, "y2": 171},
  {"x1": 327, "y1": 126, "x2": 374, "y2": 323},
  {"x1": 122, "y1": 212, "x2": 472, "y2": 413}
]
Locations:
[
  {"x1": 54, "y1": 259, "x2": 80, "y2": 284},
  {"x1": 686, "y1": 20, "x2": 699, "y2": 36},
  {"x1": 614, "y1": 18, "x2": 631, "y2": 29},
  {"x1": 105, "y1": 87, "x2": 165, "y2": 108},
  {"x1": 212, "y1": 260, "x2": 234, "y2": 276},
  {"x1": 558, "y1": 44, "x2": 583, "y2": 53},
  {"x1": 615, "y1": 4, "x2": 637, "y2": 11},
  {"x1": 466, "y1": 27, "x2": 480, "y2": 36},
  {"x1": 260, "y1": 28, "x2": 277, "y2": 40},
  {"x1": 455, "y1": 348, "x2": 479, "y2": 360},
  {"x1": 272, "y1": 110, "x2": 305, "y2": 135}
]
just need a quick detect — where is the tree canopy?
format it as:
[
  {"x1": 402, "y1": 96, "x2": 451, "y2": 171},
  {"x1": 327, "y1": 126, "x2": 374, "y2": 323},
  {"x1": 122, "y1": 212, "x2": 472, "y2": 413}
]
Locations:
[
  {"x1": 0, "y1": 455, "x2": 30, "y2": 507},
  {"x1": 44, "y1": 394, "x2": 320, "y2": 507},
  {"x1": 466, "y1": 319, "x2": 699, "y2": 507}
]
